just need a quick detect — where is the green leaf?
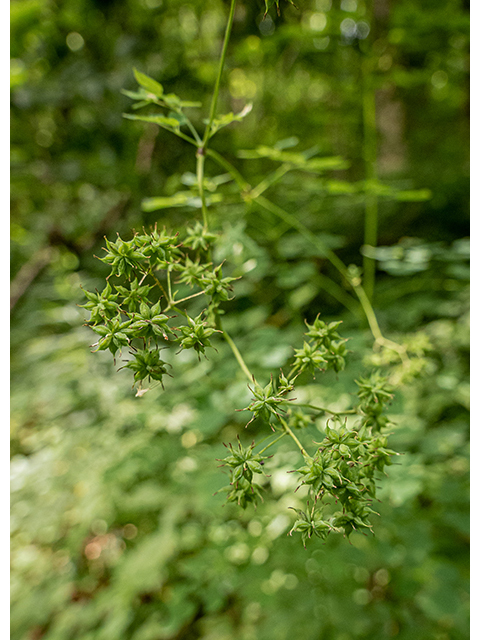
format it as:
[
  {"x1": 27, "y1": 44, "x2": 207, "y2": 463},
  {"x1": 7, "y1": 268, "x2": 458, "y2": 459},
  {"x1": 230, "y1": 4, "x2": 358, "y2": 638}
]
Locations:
[
  {"x1": 168, "y1": 111, "x2": 188, "y2": 126},
  {"x1": 130, "y1": 100, "x2": 153, "y2": 110},
  {"x1": 141, "y1": 192, "x2": 191, "y2": 212},
  {"x1": 123, "y1": 82, "x2": 201, "y2": 114},
  {"x1": 133, "y1": 68, "x2": 164, "y2": 98},
  {"x1": 163, "y1": 94, "x2": 202, "y2": 110},
  {"x1": 208, "y1": 103, "x2": 253, "y2": 136},
  {"x1": 274, "y1": 136, "x2": 299, "y2": 150},
  {"x1": 238, "y1": 145, "x2": 347, "y2": 172},
  {"x1": 123, "y1": 113, "x2": 180, "y2": 128},
  {"x1": 121, "y1": 88, "x2": 150, "y2": 100},
  {"x1": 141, "y1": 192, "x2": 223, "y2": 213},
  {"x1": 304, "y1": 157, "x2": 349, "y2": 171},
  {"x1": 394, "y1": 188, "x2": 433, "y2": 202}
]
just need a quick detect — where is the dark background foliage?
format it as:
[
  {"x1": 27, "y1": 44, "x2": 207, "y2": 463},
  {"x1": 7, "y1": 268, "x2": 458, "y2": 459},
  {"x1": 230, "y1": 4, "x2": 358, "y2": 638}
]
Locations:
[{"x1": 11, "y1": 1, "x2": 469, "y2": 639}]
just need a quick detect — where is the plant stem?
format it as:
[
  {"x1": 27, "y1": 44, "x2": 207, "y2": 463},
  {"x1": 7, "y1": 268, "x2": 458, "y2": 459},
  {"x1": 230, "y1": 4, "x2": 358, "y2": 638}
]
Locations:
[
  {"x1": 206, "y1": 148, "x2": 389, "y2": 335},
  {"x1": 172, "y1": 290, "x2": 206, "y2": 305},
  {"x1": 196, "y1": 151, "x2": 209, "y2": 229},
  {"x1": 257, "y1": 432, "x2": 287, "y2": 455},
  {"x1": 202, "y1": 0, "x2": 237, "y2": 149},
  {"x1": 207, "y1": 150, "x2": 361, "y2": 315},
  {"x1": 167, "y1": 266, "x2": 173, "y2": 303},
  {"x1": 361, "y1": 44, "x2": 379, "y2": 302},
  {"x1": 278, "y1": 416, "x2": 309, "y2": 458},
  {"x1": 191, "y1": 1, "x2": 255, "y2": 385},
  {"x1": 253, "y1": 195, "x2": 405, "y2": 352},
  {"x1": 197, "y1": 0, "x2": 237, "y2": 231},
  {"x1": 199, "y1": 151, "x2": 406, "y2": 360},
  {"x1": 206, "y1": 148, "x2": 251, "y2": 192},
  {"x1": 287, "y1": 364, "x2": 300, "y2": 381},
  {"x1": 316, "y1": 274, "x2": 361, "y2": 317},
  {"x1": 164, "y1": 126, "x2": 198, "y2": 146},
  {"x1": 148, "y1": 269, "x2": 169, "y2": 301},
  {"x1": 255, "y1": 195, "x2": 350, "y2": 277},
  {"x1": 195, "y1": 10, "x2": 406, "y2": 363},
  {"x1": 164, "y1": 290, "x2": 206, "y2": 313},
  {"x1": 249, "y1": 164, "x2": 291, "y2": 199},
  {"x1": 216, "y1": 318, "x2": 253, "y2": 381},
  {"x1": 171, "y1": 306, "x2": 190, "y2": 319},
  {"x1": 352, "y1": 279, "x2": 382, "y2": 339},
  {"x1": 185, "y1": 117, "x2": 202, "y2": 145},
  {"x1": 293, "y1": 403, "x2": 356, "y2": 416}
]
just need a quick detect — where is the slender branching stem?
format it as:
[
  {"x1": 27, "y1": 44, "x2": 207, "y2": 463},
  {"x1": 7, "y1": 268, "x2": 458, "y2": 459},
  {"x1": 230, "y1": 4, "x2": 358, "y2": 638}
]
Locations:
[
  {"x1": 176, "y1": 0, "x2": 406, "y2": 425},
  {"x1": 166, "y1": 266, "x2": 173, "y2": 304},
  {"x1": 164, "y1": 290, "x2": 206, "y2": 313},
  {"x1": 353, "y1": 281, "x2": 408, "y2": 361},
  {"x1": 204, "y1": 149, "x2": 408, "y2": 358},
  {"x1": 278, "y1": 416, "x2": 309, "y2": 458},
  {"x1": 173, "y1": 290, "x2": 206, "y2": 306},
  {"x1": 203, "y1": 0, "x2": 237, "y2": 149},
  {"x1": 171, "y1": 306, "x2": 190, "y2": 319},
  {"x1": 254, "y1": 195, "x2": 349, "y2": 278},
  {"x1": 148, "y1": 269, "x2": 169, "y2": 301},
  {"x1": 257, "y1": 432, "x2": 287, "y2": 455},
  {"x1": 249, "y1": 164, "x2": 291, "y2": 199},
  {"x1": 206, "y1": 148, "x2": 251, "y2": 192},
  {"x1": 292, "y1": 403, "x2": 356, "y2": 416},
  {"x1": 360, "y1": 24, "x2": 379, "y2": 302},
  {"x1": 253, "y1": 196, "x2": 408, "y2": 361},
  {"x1": 197, "y1": 0, "x2": 237, "y2": 232},
  {"x1": 185, "y1": 118, "x2": 202, "y2": 146},
  {"x1": 168, "y1": 127, "x2": 198, "y2": 146},
  {"x1": 196, "y1": 151, "x2": 209, "y2": 229},
  {"x1": 215, "y1": 316, "x2": 253, "y2": 381},
  {"x1": 287, "y1": 364, "x2": 300, "y2": 381}
]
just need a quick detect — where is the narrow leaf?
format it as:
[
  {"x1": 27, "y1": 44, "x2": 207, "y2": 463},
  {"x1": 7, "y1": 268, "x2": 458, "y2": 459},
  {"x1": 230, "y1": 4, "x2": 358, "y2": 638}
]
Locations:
[
  {"x1": 394, "y1": 189, "x2": 432, "y2": 202},
  {"x1": 123, "y1": 113, "x2": 180, "y2": 128},
  {"x1": 133, "y1": 68, "x2": 164, "y2": 98},
  {"x1": 141, "y1": 193, "x2": 191, "y2": 212},
  {"x1": 209, "y1": 103, "x2": 253, "y2": 136}
]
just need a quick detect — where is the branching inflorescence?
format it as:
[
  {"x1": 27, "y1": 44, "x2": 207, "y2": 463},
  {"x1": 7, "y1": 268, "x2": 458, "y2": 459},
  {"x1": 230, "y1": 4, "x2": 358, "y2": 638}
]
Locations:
[
  {"x1": 81, "y1": 220, "x2": 399, "y2": 544},
  {"x1": 81, "y1": 0, "x2": 405, "y2": 545}
]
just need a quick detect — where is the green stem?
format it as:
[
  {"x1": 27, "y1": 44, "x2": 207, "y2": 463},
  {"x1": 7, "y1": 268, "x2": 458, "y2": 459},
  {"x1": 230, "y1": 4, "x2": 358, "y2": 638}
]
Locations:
[
  {"x1": 253, "y1": 195, "x2": 404, "y2": 352},
  {"x1": 166, "y1": 266, "x2": 173, "y2": 303},
  {"x1": 185, "y1": 118, "x2": 202, "y2": 146},
  {"x1": 249, "y1": 164, "x2": 291, "y2": 199},
  {"x1": 196, "y1": 151, "x2": 209, "y2": 229},
  {"x1": 164, "y1": 290, "x2": 206, "y2": 313},
  {"x1": 171, "y1": 306, "x2": 190, "y2": 319},
  {"x1": 148, "y1": 269, "x2": 169, "y2": 301},
  {"x1": 202, "y1": 0, "x2": 237, "y2": 149},
  {"x1": 350, "y1": 282, "x2": 407, "y2": 358},
  {"x1": 257, "y1": 432, "x2": 287, "y2": 455},
  {"x1": 351, "y1": 280, "x2": 381, "y2": 340},
  {"x1": 168, "y1": 127, "x2": 198, "y2": 146},
  {"x1": 173, "y1": 290, "x2": 206, "y2": 305},
  {"x1": 315, "y1": 274, "x2": 361, "y2": 318},
  {"x1": 197, "y1": 0, "x2": 237, "y2": 232},
  {"x1": 207, "y1": 151, "x2": 361, "y2": 316},
  {"x1": 206, "y1": 148, "x2": 251, "y2": 192},
  {"x1": 278, "y1": 416, "x2": 309, "y2": 458},
  {"x1": 203, "y1": 150, "x2": 406, "y2": 360},
  {"x1": 217, "y1": 319, "x2": 253, "y2": 381},
  {"x1": 255, "y1": 195, "x2": 350, "y2": 278},
  {"x1": 293, "y1": 403, "x2": 356, "y2": 416},
  {"x1": 287, "y1": 364, "x2": 300, "y2": 381},
  {"x1": 361, "y1": 46, "x2": 378, "y2": 302}
]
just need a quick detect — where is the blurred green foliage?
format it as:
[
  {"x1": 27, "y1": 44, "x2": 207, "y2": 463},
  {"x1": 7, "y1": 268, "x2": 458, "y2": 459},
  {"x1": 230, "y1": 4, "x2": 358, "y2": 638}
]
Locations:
[{"x1": 11, "y1": 0, "x2": 469, "y2": 639}]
